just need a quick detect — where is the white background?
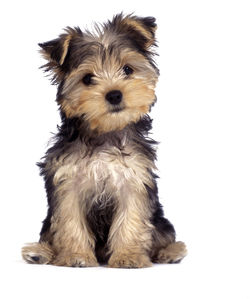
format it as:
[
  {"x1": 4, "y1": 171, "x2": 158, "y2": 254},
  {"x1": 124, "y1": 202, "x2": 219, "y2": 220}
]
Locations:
[{"x1": 1, "y1": 0, "x2": 249, "y2": 298}]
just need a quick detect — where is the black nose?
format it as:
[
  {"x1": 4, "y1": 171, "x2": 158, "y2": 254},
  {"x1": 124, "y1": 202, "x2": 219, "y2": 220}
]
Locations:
[{"x1": 105, "y1": 90, "x2": 122, "y2": 105}]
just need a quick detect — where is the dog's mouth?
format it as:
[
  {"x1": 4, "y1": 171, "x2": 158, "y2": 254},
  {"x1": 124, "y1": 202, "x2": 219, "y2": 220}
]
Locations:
[{"x1": 109, "y1": 106, "x2": 125, "y2": 113}]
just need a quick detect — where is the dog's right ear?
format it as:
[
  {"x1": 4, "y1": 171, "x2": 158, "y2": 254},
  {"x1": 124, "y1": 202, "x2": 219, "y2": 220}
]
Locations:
[
  {"x1": 39, "y1": 27, "x2": 82, "y2": 83},
  {"x1": 108, "y1": 14, "x2": 157, "y2": 52}
]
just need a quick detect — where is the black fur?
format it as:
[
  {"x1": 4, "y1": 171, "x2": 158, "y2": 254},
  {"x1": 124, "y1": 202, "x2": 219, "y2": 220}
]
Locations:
[
  {"x1": 86, "y1": 197, "x2": 116, "y2": 264},
  {"x1": 37, "y1": 168, "x2": 56, "y2": 243}
]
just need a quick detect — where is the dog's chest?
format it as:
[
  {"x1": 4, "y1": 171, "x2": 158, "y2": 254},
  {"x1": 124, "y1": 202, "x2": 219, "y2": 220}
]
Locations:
[{"x1": 52, "y1": 142, "x2": 153, "y2": 194}]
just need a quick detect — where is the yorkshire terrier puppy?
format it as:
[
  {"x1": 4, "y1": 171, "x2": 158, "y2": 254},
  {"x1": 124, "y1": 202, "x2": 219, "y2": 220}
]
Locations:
[{"x1": 22, "y1": 14, "x2": 187, "y2": 268}]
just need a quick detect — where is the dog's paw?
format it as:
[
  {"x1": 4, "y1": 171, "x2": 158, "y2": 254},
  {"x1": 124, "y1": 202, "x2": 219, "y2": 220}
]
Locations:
[
  {"x1": 108, "y1": 251, "x2": 152, "y2": 268},
  {"x1": 52, "y1": 252, "x2": 99, "y2": 267},
  {"x1": 154, "y1": 241, "x2": 187, "y2": 264},
  {"x1": 22, "y1": 242, "x2": 54, "y2": 264}
]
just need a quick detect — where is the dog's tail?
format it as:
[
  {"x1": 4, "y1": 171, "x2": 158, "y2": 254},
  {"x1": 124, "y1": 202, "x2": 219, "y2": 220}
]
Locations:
[{"x1": 22, "y1": 242, "x2": 54, "y2": 264}]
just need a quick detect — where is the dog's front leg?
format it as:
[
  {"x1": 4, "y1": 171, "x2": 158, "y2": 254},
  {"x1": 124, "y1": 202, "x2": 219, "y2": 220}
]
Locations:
[
  {"x1": 48, "y1": 178, "x2": 98, "y2": 267},
  {"x1": 108, "y1": 185, "x2": 153, "y2": 268}
]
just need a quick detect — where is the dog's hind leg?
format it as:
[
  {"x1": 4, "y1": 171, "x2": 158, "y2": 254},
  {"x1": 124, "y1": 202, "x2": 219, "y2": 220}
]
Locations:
[
  {"x1": 21, "y1": 242, "x2": 54, "y2": 264},
  {"x1": 152, "y1": 241, "x2": 187, "y2": 264},
  {"x1": 149, "y1": 203, "x2": 187, "y2": 264},
  {"x1": 150, "y1": 217, "x2": 187, "y2": 264}
]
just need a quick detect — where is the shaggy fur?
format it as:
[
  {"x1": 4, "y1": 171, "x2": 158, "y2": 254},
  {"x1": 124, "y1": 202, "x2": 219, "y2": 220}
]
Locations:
[{"x1": 22, "y1": 13, "x2": 187, "y2": 268}]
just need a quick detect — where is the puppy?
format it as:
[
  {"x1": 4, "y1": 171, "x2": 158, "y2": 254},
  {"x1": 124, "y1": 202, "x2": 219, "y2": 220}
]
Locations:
[{"x1": 22, "y1": 14, "x2": 187, "y2": 268}]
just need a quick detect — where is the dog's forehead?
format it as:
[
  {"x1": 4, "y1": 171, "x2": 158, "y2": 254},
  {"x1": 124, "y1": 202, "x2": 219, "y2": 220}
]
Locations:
[
  {"x1": 78, "y1": 32, "x2": 133, "y2": 57},
  {"x1": 84, "y1": 27, "x2": 118, "y2": 48},
  {"x1": 65, "y1": 33, "x2": 142, "y2": 74}
]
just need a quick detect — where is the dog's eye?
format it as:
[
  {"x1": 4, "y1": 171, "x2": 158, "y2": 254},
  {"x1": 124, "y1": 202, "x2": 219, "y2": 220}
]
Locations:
[
  {"x1": 82, "y1": 73, "x2": 94, "y2": 85},
  {"x1": 123, "y1": 65, "x2": 134, "y2": 76}
]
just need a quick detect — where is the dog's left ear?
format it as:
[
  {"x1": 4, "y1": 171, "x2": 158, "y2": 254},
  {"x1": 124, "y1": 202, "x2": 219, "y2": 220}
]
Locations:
[
  {"x1": 38, "y1": 27, "x2": 82, "y2": 82},
  {"x1": 110, "y1": 14, "x2": 157, "y2": 51}
]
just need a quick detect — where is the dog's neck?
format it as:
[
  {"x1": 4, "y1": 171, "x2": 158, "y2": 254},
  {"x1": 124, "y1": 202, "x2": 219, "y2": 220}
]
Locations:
[
  {"x1": 58, "y1": 113, "x2": 153, "y2": 145},
  {"x1": 45, "y1": 112, "x2": 157, "y2": 161},
  {"x1": 43, "y1": 113, "x2": 157, "y2": 164}
]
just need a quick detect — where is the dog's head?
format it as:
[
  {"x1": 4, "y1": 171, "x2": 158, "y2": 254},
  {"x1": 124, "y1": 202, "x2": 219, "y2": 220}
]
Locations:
[{"x1": 40, "y1": 14, "x2": 159, "y2": 134}]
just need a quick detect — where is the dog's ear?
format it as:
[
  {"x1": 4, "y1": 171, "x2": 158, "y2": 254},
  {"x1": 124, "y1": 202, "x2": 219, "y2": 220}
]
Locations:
[
  {"x1": 109, "y1": 14, "x2": 157, "y2": 51},
  {"x1": 39, "y1": 27, "x2": 82, "y2": 82}
]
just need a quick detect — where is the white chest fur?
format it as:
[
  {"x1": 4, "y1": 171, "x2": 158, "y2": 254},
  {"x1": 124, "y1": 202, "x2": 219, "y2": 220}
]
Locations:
[{"x1": 52, "y1": 142, "x2": 155, "y2": 200}]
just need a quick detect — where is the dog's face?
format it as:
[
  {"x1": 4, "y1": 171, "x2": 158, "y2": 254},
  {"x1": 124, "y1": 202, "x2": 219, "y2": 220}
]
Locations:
[{"x1": 40, "y1": 14, "x2": 159, "y2": 133}]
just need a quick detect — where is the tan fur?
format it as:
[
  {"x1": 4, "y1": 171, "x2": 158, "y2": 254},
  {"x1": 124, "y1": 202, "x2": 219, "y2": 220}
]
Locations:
[
  {"x1": 108, "y1": 249, "x2": 152, "y2": 268},
  {"x1": 43, "y1": 153, "x2": 96, "y2": 266},
  {"x1": 52, "y1": 251, "x2": 98, "y2": 267},
  {"x1": 59, "y1": 34, "x2": 72, "y2": 65},
  {"x1": 48, "y1": 185, "x2": 97, "y2": 262},
  {"x1": 121, "y1": 17, "x2": 156, "y2": 48},
  {"x1": 154, "y1": 241, "x2": 187, "y2": 263},
  {"x1": 60, "y1": 49, "x2": 157, "y2": 133},
  {"x1": 107, "y1": 184, "x2": 154, "y2": 268},
  {"x1": 22, "y1": 242, "x2": 54, "y2": 264},
  {"x1": 150, "y1": 228, "x2": 176, "y2": 259}
]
